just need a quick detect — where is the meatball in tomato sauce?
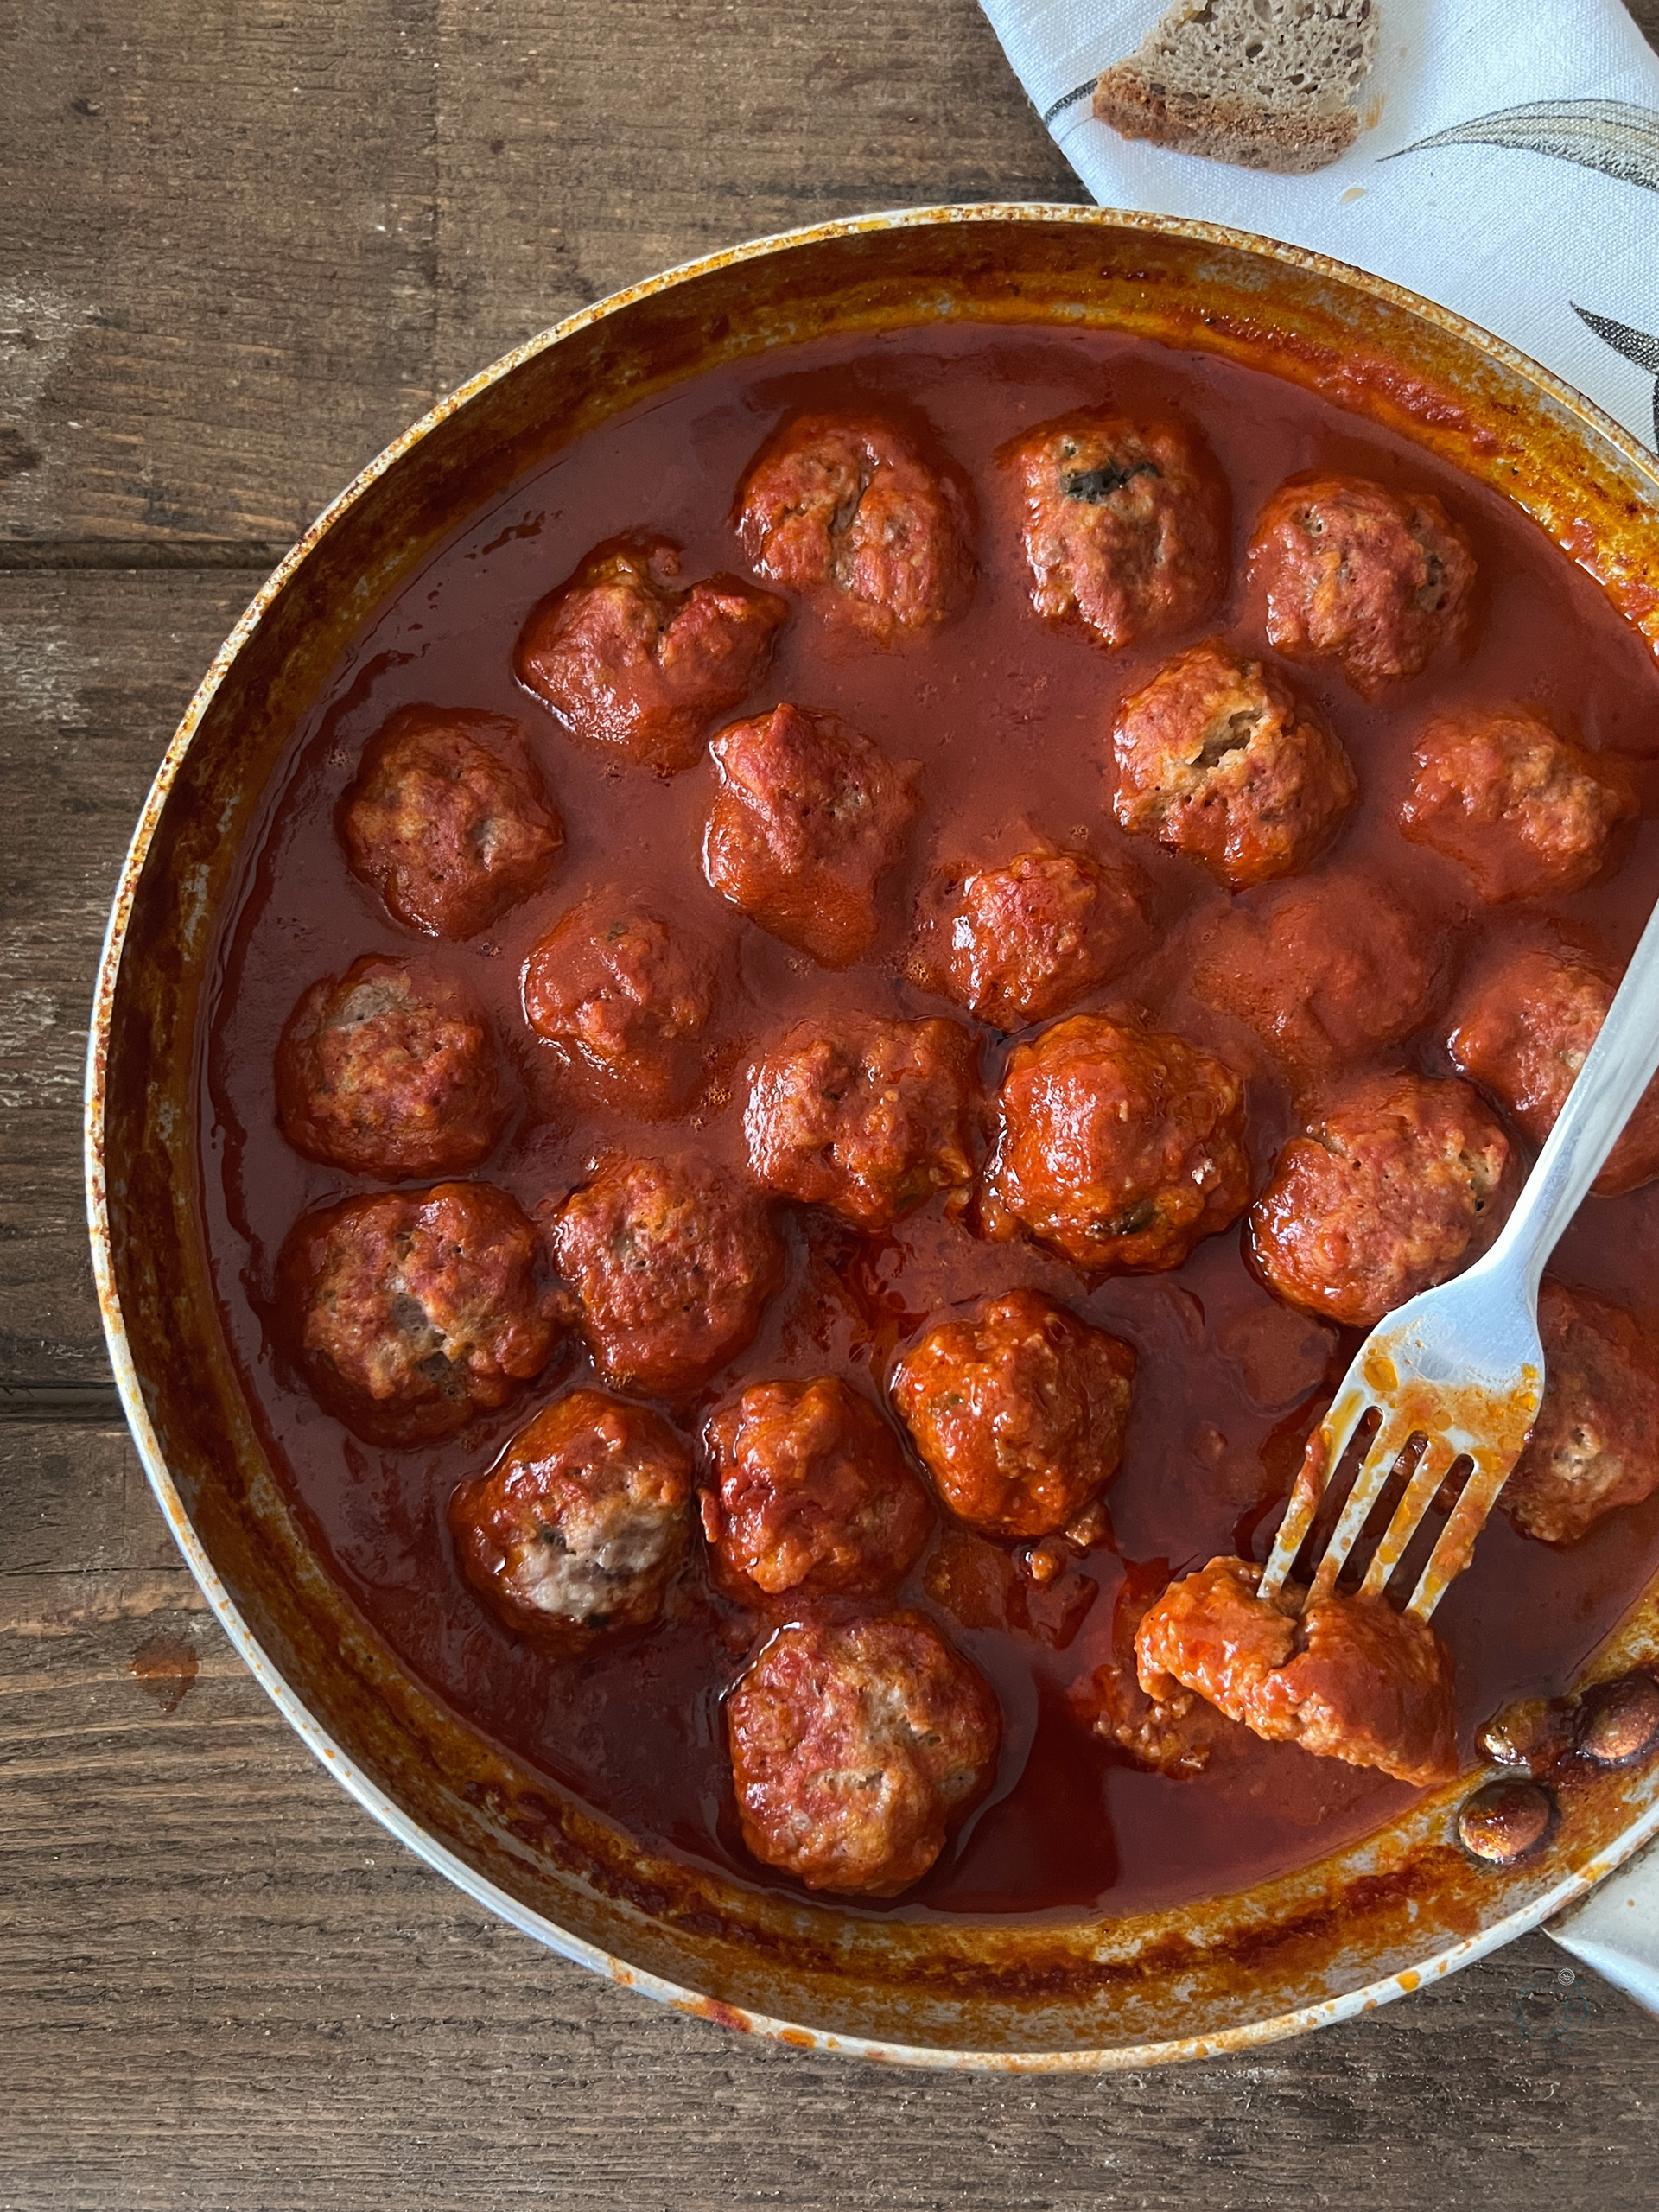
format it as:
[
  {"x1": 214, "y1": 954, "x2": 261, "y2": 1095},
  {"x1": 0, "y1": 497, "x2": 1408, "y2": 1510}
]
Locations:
[
  {"x1": 276, "y1": 956, "x2": 506, "y2": 1178},
  {"x1": 1249, "y1": 1072, "x2": 1512, "y2": 1331},
  {"x1": 1249, "y1": 474, "x2": 1475, "y2": 696},
  {"x1": 701, "y1": 1376, "x2": 931, "y2": 1604},
  {"x1": 523, "y1": 891, "x2": 720, "y2": 1117},
  {"x1": 1112, "y1": 638, "x2": 1357, "y2": 888},
  {"x1": 449, "y1": 1389, "x2": 692, "y2": 1646},
  {"x1": 552, "y1": 1154, "x2": 784, "y2": 1399},
  {"x1": 1400, "y1": 706, "x2": 1635, "y2": 901},
  {"x1": 734, "y1": 411, "x2": 973, "y2": 640},
  {"x1": 893, "y1": 1289, "x2": 1135, "y2": 1540},
  {"x1": 515, "y1": 536, "x2": 785, "y2": 772},
  {"x1": 989, "y1": 1014, "x2": 1252, "y2": 1273},
  {"x1": 744, "y1": 1014, "x2": 974, "y2": 1230},
  {"x1": 1502, "y1": 1283, "x2": 1659, "y2": 1546},
  {"x1": 702, "y1": 703, "x2": 918, "y2": 967},
  {"x1": 283, "y1": 1182, "x2": 561, "y2": 1446},
  {"x1": 342, "y1": 706, "x2": 563, "y2": 939},
  {"x1": 1136, "y1": 1554, "x2": 1459, "y2": 1787},
  {"x1": 1006, "y1": 411, "x2": 1226, "y2": 650},
  {"x1": 727, "y1": 1613, "x2": 999, "y2": 1896},
  {"x1": 909, "y1": 848, "x2": 1147, "y2": 1030}
]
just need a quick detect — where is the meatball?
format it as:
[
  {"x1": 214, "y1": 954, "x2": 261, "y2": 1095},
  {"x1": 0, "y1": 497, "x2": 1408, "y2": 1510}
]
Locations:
[
  {"x1": 733, "y1": 411, "x2": 973, "y2": 640},
  {"x1": 1400, "y1": 707, "x2": 1635, "y2": 901},
  {"x1": 989, "y1": 1013, "x2": 1252, "y2": 1272},
  {"x1": 1192, "y1": 873, "x2": 1445, "y2": 1078},
  {"x1": 552, "y1": 1154, "x2": 784, "y2": 1399},
  {"x1": 1006, "y1": 410, "x2": 1227, "y2": 650},
  {"x1": 522, "y1": 891, "x2": 720, "y2": 1117},
  {"x1": 1249, "y1": 474, "x2": 1476, "y2": 696},
  {"x1": 514, "y1": 536, "x2": 785, "y2": 772},
  {"x1": 282, "y1": 1182, "x2": 561, "y2": 1445},
  {"x1": 727, "y1": 1613, "x2": 1000, "y2": 1896},
  {"x1": 700, "y1": 1376, "x2": 932, "y2": 1603},
  {"x1": 1502, "y1": 1282, "x2": 1659, "y2": 1545},
  {"x1": 892, "y1": 1288, "x2": 1135, "y2": 1540},
  {"x1": 1111, "y1": 638, "x2": 1357, "y2": 888},
  {"x1": 276, "y1": 957, "x2": 507, "y2": 1178},
  {"x1": 1449, "y1": 944, "x2": 1659, "y2": 1196},
  {"x1": 909, "y1": 848, "x2": 1147, "y2": 1030},
  {"x1": 1135, "y1": 1555, "x2": 1459, "y2": 1787},
  {"x1": 702, "y1": 703, "x2": 918, "y2": 967},
  {"x1": 743, "y1": 1014, "x2": 974, "y2": 1230},
  {"x1": 1077, "y1": 1581, "x2": 1246, "y2": 1777},
  {"x1": 448, "y1": 1390, "x2": 691, "y2": 1646},
  {"x1": 1249, "y1": 1073, "x2": 1513, "y2": 1331},
  {"x1": 340, "y1": 705, "x2": 563, "y2": 939}
]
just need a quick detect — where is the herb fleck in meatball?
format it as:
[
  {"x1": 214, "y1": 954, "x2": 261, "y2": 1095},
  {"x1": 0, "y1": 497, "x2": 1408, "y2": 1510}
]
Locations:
[
  {"x1": 276, "y1": 956, "x2": 507, "y2": 1178},
  {"x1": 449, "y1": 1389, "x2": 691, "y2": 1646},
  {"x1": 523, "y1": 891, "x2": 720, "y2": 1117},
  {"x1": 514, "y1": 536, "x2": 785, "y2": 772},
  {"x1": 744, "y1": 1014, "x2": 975, "y2": 1230},
  {"x1": 1112, "y1": 637, "x2": 1357, "y2": 887},
  {"x1": 893, "y1": 1288, "x2": 1135, "y2": 1539},
  {"x1": 701, "y1": 1376, "x2": 932, "y2": 1603},
  {"x1": 552, "y1": 1154, "x2": 784, "y2": 1399},
  {"x1": 1005, "y1": 411, "x2": 1227, "y2": 650},
  {"x1": 1502, "y1": 1282, "x2": 1659, "y2": 1545},
  {"x1": 1400, "y1": 706, "x2": 1635, "y2": 901},
  {"x1": 1249, "y1": 474, "x2": 1476, "y2": 696},
  {"x1": 283, "y1": 1182, "x2": 561, "y2": 1445},
  {"x1": 910, "y1": 848, "x2": 1147, "y2": 1029},
  {"x1": 702, "y1": 703, "x2": 918, "y2": 967},
  {"x1": 727, "y1": 1613, "x2": 1000, "y2": 1896},
  {"x1": 1249, "y1": 1072, "x2": 1513, "y2": 1331},
  {"x1": 989, "y1": 1013, "x2": 1252, "y2": 1272},
  {"x1": 341, "y1": 706, "x2": 563, "y2": 939},
  {"x1": 1136, "y1": 1554, "x2": 1459, "y2": 1787},
  {"x1": 734, "y1": 411, "x2": 974, "y2": 640}
]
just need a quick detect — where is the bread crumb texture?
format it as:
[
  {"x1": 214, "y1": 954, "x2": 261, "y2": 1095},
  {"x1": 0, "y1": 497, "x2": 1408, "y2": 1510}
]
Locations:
[{"x1": 1093, "y1": 0, "x2": 1381, "y2": 175}]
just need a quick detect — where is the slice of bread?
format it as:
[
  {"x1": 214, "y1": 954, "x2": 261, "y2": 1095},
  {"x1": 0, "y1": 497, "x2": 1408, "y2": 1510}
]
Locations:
[{"x1": 1092, "y1": 0, "x2": 1380, "y2": 175}]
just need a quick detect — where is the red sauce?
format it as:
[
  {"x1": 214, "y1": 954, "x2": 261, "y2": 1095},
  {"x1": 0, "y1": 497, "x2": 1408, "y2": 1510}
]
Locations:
[{"x1": 198, "y1": 322, "x2": 1659, "y2": 1924}]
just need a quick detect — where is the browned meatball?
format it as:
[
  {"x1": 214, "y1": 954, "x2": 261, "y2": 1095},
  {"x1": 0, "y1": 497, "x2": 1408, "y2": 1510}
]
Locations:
[
  {"x1": 282, "y1": 1182, "x2": 561, "y2": 1445},
  {"x1": 1006, "y1": 411, "x2": 1227, "y2": 650},
  {"x1": 1111, "y1": 638, "x2": 1357, "y2": 888},
  {"x1": 744, "y1": 1014, "x2": 974, "y2": 1230},
  {"x1": 276, "y1": 957, "x2": 507, "y2": 1177},
  {"x1": 1076, "y1": 1580, "x2": 1249, "y2": 1777},
  {"x1": 1192, "y1": 873, "x2": 1445, "y2": 1079},
  {"x1": 448, "y1": 1389, "x2": 691, "y2": 1646},
  {"x1": 1400, "y1": 707, "x2": 1635, "y2": 901},
  {"x1": 909, "y1": 848, "x2": 1147, "y2": 1030},
  {"x1": 727, "y1": 1613, "x2": 1000, "y2": 1896},
  {"x1": 522, "y1": 891, "x2": 720, "y2": 1117},
  {"x1": 1249, "y1": 1073, "x2": 1513, "y2": 1331},
  {"x1": 340, "y1": 705, "x2": 563, "y2": 939},
  {"x1": 552, "y1": 1154, "x2": 784, "y2": 1399},
  {"x1": 892, "y1": 1289, "x2": 1135, "y2": 1539},
  {"x1": 1135, "y1": 1554, "x2": 1459, "y2": 1787},
  {"x1": 514, "y1": 536, "x2": 785, "y2": 772},
  {"x1": 1249, "y1": 474, "x2": 1476, "y2": 696},
  {"x1": 734, "y1": 412, "x2": 973, "y2": 641},
  {"x1": 702, "y1": 703, "x2": 918, "y2": 967},
  {"x1": 989, "y1": 1014, "x2": 1252, "y2": 1273},
  {"x1": 701, "y1": 1376, "x2": 932, "y2": 1603},
  {"x1": 1503, "y1": 1282, "x2": 1659, "y2": 1545},
  {"x1": 1449, "y1": 944, "x2": 1659, "y2": 1196}
]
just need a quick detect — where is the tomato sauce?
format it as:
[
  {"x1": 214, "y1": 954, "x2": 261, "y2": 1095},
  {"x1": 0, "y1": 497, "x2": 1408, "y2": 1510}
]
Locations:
[{"x1": 198, "y1": 322, "x2": 1659, "y2": 1923}]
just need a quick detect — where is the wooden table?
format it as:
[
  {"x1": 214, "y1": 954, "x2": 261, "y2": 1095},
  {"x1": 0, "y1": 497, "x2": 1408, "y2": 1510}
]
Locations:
[{"x1": 5, "y1": 5, "x2": 1658, "y2": 2201}]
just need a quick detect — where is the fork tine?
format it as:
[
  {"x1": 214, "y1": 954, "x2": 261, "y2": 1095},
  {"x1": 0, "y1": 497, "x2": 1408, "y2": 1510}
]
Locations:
[
  {"x1": 1258, "y1": 1388, "x2": 1374, "y2": 1601},
  {"x1": 1357, "y1": 1436, "x2": 1459, "y2": 1601},
  {"x1": 1405, "y1": 1453, "x2": 1518, "y2": 1620},
  {"x1": 1306, "y1": 1408, "x2": 1414, "y2": 1605}
]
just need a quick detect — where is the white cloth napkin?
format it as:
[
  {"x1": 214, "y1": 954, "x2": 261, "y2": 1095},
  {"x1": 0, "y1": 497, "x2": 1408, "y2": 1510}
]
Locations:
[{"x1": 977, "y1": 0, "x2": 1659, "y2": 446}]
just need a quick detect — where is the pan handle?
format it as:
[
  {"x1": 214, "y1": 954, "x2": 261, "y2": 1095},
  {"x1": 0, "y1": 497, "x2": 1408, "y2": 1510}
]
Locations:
[{"x1": 1544, "y1": 1835, "x2": 1659, "y2": 2018}]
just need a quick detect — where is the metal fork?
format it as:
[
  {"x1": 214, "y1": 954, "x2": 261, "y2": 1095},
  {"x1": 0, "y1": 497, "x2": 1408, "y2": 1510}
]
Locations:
[{"x1": 1260, "y1": 893, "x2": 1659, "y2": 1623}]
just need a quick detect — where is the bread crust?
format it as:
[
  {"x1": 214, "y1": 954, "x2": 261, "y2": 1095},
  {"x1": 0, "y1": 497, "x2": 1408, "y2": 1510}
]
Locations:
[{"x1": 1092, "y1": 67, "x2": 1359, "y2": 175}]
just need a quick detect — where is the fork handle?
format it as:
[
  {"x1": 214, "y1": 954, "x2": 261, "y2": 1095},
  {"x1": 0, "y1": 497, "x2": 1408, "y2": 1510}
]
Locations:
[{"x1": 1481, "y1": 889, "x2": 1659, "y2": 1297}]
